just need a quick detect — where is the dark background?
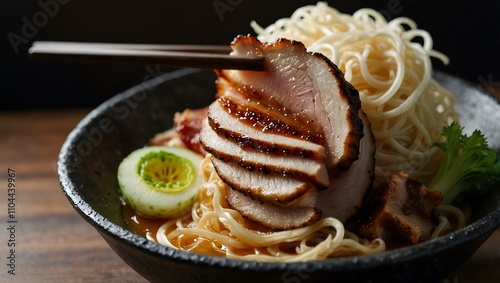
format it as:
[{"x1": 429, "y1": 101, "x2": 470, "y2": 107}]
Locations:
[{"x1": 1, "y1": 0, "x2": 499, "y2": 111}]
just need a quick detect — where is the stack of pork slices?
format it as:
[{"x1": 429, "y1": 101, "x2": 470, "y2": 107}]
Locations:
[{"x1": 200, "y1": 35, "x2": 376, "y2": 230}]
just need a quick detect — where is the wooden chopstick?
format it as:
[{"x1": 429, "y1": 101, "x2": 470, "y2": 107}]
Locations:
[
  {"x1": 28, "y1": 41, "x2": 264, "y2": 71},
  {"x1": 30, "y1": 41, "x2": 234, "y2": 53}
]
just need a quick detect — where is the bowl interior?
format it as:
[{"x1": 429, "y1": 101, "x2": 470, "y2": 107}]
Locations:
[{"x1": 58, "y1": 68, "x2": 500, "y2": 282}]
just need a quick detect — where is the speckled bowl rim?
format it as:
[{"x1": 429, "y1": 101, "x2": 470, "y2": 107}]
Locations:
[{"x1": 58, "y1": 68, "x2": 500, "y2": 274}]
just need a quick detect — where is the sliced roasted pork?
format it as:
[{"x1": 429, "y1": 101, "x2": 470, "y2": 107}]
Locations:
[
  {"x1": 208, "y1": 96, "x2": 326, "y2": 160},
  {"x1": 225, "y1": 186, "x2": 320, "y2": 230},
  {"x1": 316, "y1": 111, "x2": 375, "y2": 222},
  {"x1": 218, "y1": 35, "x2": 364, "y2": 176},
  {"x1": 214, "y1": 81, "x2": 325, "y2": 146},
  {"x1": 199, "y1": 35, "x2": 369, "y2": 230},
  {"x1": 211, "y1": 158, "x2": 318, "y2": 208},
  {"x1": 200, "y1": 118, "x2": 329, "y2": 187},
  {"x1": 173, "y1": 107, "x2": 208, "y2": 156},
  {"x1": 357, "y1": 171, "x2": 442, "y2": 244},
  {"x1": 150, "y1": 107, "x2": 208, "y2": 156}
]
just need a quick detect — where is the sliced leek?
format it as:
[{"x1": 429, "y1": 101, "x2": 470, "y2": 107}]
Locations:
[{"x1": 118, "y1": 146, "x2": 203, "y2": 218}]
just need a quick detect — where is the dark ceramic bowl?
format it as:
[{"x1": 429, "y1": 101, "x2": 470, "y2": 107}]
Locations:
[{"x1": 58, "y1": 69, "x2": 500, "y2": 283}]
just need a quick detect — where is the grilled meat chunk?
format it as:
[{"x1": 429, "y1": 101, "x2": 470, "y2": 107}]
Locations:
[{"x1": 357, "y1": 171, "x2": 442, "y2": 244}]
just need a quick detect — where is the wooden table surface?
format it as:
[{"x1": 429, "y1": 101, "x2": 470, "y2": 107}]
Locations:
[{"x1": 0, "y1": 108, "x2": 499, "y2": 283}]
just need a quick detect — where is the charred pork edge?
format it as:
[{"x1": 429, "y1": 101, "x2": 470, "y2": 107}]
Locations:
[
  {"x1": 344, "y1": 110, "x2": 376, "y2": 222},
  {"x1": 215, "y1": 89, "x2": 325, "y2": 144},
  {"x1": 207, "y1": 104, "x2": 326, "y2": 161},
  {"x1": 200, "y1": 122, "x2": 329, "y2": 188},
  {"x1": 313, "y1": 53, "x2": 364, "y2": 175}
]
